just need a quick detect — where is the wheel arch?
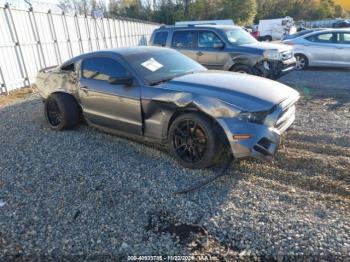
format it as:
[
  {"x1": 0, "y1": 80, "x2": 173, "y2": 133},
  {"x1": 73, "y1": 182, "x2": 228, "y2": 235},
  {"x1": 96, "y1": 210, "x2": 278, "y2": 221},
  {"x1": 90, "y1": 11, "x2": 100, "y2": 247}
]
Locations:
[
  {"x1": 47, "y1": 91, "x2": 83, "y2": 114},
  {"x1": 167, "y1": 107, "x2": 230, "y2": 148},
  {"x1": 294, "y1": 52, "x2": 309, "y2": 69},
  {"x1": 227, "y1": 55, "x2": 259, "y2": 72}
]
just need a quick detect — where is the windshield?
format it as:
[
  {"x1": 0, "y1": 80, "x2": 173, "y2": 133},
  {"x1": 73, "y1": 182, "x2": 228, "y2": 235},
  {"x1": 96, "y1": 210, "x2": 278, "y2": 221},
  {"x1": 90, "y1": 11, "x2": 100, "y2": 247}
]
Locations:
[
  {"x1": 224, "y1": 28, "x2": 257, "y2": 45},
  {"x1": 124, "y1": 50, "x2": 206, "y2": 85}
]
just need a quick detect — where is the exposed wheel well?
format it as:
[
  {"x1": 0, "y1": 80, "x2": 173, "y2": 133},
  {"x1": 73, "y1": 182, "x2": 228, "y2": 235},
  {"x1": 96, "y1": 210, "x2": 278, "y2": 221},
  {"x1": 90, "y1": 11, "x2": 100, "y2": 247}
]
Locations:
[
  {"x1": 49, "y1": 92, "x2": 82, "y2": 113},
  {"x1": 167, "y1": 108, "x2": 230, "y2": 148}
]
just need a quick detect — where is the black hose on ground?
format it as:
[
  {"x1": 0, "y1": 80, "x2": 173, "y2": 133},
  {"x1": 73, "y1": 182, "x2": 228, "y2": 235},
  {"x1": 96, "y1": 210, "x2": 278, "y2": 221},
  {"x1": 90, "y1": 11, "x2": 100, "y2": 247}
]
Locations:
[{"x1": 174, "y1": 154, "x2": 234, "y2": 195}]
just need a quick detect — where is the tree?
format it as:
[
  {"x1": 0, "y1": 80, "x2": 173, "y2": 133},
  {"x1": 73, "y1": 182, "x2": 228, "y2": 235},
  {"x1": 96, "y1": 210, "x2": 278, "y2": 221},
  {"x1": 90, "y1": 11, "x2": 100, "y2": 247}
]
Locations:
[{"x1": 220, "y1": 0, "x2": 257, "y2": 25}]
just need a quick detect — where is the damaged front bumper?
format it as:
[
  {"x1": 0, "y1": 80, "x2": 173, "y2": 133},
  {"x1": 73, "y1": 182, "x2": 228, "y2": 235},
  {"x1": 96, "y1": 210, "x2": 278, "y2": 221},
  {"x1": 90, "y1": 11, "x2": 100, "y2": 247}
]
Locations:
[
  {"x1": 257, "y1": 57, "x2": 296, "y2": 80},
  {"x1": 217, "y1": 102, "x2": 297, "y2": 160}
]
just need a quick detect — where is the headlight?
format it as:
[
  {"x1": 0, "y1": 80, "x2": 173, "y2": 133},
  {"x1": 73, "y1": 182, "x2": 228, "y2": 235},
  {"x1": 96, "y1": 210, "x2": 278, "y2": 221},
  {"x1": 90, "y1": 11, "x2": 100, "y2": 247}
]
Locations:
[
  {"x1": 237, "y1": 111, "x2": 268, "y2": 124},
  {"x1": 263, "y1": 49, "x2": 281, "y2": 61}
]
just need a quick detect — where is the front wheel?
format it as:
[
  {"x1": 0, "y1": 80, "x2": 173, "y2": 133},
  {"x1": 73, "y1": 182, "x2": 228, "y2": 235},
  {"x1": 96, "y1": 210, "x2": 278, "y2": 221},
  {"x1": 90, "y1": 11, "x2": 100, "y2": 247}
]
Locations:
[
  {"x1": 232, "y1": 65, "x2": 254, "y2": 75},
  {"x1": 168, "y1": 113, "x2": 222, "y2": 169},
  {"x1": 295, "y1": 54, "x2": 308, "y2": 70}
]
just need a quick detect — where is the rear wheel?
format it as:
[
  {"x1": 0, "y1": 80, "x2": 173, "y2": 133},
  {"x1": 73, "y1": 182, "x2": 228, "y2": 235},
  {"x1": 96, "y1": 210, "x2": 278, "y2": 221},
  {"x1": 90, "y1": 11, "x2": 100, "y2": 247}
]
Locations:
[
  {"x1": 263, "y1": 36, "x2": 272, "y2": 42},
  {"x1": 45, "y1": 93, "x2": 80, "y2": 130},
  {"x1": 168, "y1": 113, "x2": 222, "y2": 169},
  {"x1": 295, "y1": 54, "x2": 308, "y2": 70}
]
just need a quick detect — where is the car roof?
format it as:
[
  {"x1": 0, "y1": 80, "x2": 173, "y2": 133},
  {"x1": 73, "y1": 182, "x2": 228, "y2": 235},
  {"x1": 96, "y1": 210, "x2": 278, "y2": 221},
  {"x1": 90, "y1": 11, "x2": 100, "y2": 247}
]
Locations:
[
  {"x1": 294, "y1": 28, "x2": 350, "y2": 39},
  {"x1": 61, "y1": 46, "x2": 172, "y2": 67},
  {"x1": 155, "y1": 24, "x2": 240, "y2": 31},
  {"x1": 307, "y1": 28, "x2": 350, "y2": 34}
]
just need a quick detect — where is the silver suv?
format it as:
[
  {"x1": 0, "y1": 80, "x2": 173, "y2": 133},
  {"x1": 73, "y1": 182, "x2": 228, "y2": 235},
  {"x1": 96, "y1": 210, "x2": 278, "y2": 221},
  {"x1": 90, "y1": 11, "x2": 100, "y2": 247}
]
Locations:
[{"x1": 150, "y1": 24, "x2": 296, "y2": 79}]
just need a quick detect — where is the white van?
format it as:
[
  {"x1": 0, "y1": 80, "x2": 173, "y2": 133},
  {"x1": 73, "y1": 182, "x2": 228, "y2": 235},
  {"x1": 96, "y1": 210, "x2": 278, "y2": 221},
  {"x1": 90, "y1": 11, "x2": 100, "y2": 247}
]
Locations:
[{"x1": 258, "y1": 17, "x2": 297, "y2": 41}]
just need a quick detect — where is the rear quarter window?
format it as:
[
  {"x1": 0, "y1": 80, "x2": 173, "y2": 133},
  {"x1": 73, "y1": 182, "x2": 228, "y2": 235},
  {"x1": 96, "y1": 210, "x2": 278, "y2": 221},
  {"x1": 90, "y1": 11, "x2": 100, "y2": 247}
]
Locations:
[{"x1": 153, "y1": 31, "x2": 168, "y2": 46}]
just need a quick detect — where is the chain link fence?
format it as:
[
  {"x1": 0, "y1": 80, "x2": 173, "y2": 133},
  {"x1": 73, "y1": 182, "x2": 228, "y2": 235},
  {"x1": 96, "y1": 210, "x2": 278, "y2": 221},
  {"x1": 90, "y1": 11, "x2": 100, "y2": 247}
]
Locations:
[{"x1": 0, "y1": 4, "x2": 159, "y2": 94}]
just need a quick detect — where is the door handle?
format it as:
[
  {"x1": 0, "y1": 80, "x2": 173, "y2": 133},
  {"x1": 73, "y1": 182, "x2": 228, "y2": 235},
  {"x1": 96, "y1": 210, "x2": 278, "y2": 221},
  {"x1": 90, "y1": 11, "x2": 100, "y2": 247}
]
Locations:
[
  {"x1": 197, "y1": 51, "x2": 204, "y2": 56},
  {"x1": 336, "y1": 47, "x2": 344, "y2": 49}
]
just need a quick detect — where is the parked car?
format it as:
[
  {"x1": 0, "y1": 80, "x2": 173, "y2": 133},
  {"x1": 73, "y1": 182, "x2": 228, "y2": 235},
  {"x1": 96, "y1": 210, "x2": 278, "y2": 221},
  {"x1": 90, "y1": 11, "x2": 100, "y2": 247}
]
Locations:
[
  {"x1": 332, "y1": 20, "x2": 350, "y2": 28},
  {"x1": 150, "y1": 24, "x2": 296, "y2": 79},
  {"x1": 36, "y1": 47, "x2": 299, "y2": 169},
  {"x1": 283, "y1": 29, "x2": 350, "y2": 70},
  {"x1": 282, "y1": 28, "x2": 325, "y2": 40}
]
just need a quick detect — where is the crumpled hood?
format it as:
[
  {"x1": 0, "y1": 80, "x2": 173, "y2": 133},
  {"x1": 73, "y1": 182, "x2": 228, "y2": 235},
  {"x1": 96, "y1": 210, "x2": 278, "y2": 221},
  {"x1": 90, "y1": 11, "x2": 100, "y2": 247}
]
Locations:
[
  {"x1": 163, "y1": 71, "x2": 299, "y2": 112},
  {"x1": 241, "y1": 42, "x2": 292, "y2": 53}
]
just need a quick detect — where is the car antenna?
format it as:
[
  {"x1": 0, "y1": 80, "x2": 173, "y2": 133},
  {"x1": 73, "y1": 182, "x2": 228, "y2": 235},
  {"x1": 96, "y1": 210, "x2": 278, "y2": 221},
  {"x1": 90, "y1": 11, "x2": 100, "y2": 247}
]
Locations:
[{"x1": 174, "y1": 153, "x2": 234, "y2": 195}]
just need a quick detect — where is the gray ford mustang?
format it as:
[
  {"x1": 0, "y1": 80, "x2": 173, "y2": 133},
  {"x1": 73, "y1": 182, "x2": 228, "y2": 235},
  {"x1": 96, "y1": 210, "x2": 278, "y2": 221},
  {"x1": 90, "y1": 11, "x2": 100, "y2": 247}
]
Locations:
[{"x1": 36, "y1": 47, "x2": 299, "y2": 169}]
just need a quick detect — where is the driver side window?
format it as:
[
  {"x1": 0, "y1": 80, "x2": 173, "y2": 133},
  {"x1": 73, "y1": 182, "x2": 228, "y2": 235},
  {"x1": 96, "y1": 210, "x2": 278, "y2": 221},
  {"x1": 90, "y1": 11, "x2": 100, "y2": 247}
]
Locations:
[{"x1": 82, "y1": 57, "x2": 128, "y2": 81}]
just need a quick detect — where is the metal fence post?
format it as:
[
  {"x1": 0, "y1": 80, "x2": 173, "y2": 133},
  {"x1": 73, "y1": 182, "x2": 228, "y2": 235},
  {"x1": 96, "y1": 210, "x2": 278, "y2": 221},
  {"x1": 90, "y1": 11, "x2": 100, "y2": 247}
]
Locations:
[
  {"x1": 107, "y1": 18, "x2": 113, "y2": 48},
  {"x1": 101, "y1": 18, "x2": 107, "y2": 48},
  {"x1": 0, "y1": 67, "x2": 8, "y2": 95},
  {"x1": 3, "y1": 3, "x2": 30, "y2": 88},
  {"x1": 117, "y1": 19, "x2": 122, "y2": 47},
  {"x1": 84, "y1": 14, "x2": 93, "y2": 52},
  {"x1": 27, "y1": 7, "x2": 46, "y2": 69},
  {"x1": 93, "y1": 17, "x2": 100, "y2": 50},
  {"x1": 47, "y1": 9, "x2": 62, "y2": 64},
  {"x1": 112, "y1": 18, "x2": 118, "y2": 47},
  {"x1": 61, "y1": 11, "x2": 73, "y2": 58},
  {"x1": 74, "y1": 13, "x2": 84, "y2": 54},
  {"x1": 122, "y1": 20, "x2": 128, "y2": 47}
]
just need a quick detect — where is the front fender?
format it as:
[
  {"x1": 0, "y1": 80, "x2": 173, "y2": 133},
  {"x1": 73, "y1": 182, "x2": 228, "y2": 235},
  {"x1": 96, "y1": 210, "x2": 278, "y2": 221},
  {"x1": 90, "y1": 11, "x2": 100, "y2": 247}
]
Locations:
[
  {"x1": 224, "y1": 54, "x2": 262, "y2": 71},
  {"x1": 141, "y1": 89, "x2": 240, "y2": 140}
]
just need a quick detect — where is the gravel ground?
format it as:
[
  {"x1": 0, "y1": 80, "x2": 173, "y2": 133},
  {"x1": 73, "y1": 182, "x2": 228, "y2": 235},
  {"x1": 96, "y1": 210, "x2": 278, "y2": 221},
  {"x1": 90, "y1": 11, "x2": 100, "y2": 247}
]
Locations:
[{"x1": 0, "y1": 69, "x2": 349, "y2": 261}]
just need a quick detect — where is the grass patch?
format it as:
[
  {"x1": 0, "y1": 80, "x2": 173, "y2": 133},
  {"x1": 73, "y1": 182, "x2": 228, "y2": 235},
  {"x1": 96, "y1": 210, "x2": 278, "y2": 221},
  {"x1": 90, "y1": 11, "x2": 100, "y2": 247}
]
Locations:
[{"x1": 0, "y1": 87, "x2": 36, "y2": 106}]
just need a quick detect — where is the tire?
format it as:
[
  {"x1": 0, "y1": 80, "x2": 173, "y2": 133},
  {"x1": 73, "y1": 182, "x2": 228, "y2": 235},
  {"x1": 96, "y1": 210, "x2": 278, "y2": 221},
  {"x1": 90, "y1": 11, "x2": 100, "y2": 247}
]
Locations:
[
  {"x1": 44, "y1": 93, "x2": 80, "y2": 130},
  {"x1": 232, "y1": 64, "x2": 254, "y2": 75},
  {"x1": 168, "y1": 112, "x2": 222, "y2": 169},
  {"x1": 266, "y1": 36, "x2": 272, "y2": 42},
  {"x1": 295, "y1": 54, "x2": 308, "y2": 70}
]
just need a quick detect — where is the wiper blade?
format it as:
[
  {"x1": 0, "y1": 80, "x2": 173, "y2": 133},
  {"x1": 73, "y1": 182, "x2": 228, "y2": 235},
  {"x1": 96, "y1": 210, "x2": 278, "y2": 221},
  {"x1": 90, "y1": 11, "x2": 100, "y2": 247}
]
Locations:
[
  {"x1": 149, "y1": 71, "x2": 196, "y2": 86},
  {"x1": 149, "y1": 77, "x2": 175, "y2": 86}
]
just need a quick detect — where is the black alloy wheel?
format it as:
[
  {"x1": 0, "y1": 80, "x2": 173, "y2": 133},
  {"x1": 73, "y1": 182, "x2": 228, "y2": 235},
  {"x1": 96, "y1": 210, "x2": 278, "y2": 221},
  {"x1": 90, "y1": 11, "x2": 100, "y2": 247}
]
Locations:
[
  {"x1": 46, "y1": 97, "x2": 63, "y2": 127},
  {"x1": 44, "y1": 93, "x2": 80, "y2": 130},
  {"x1": 172, "y1": 119, "x2": 208, "y2": 164},
  {"x1": 168, "y1": 113, "x2": 222, "y2": 169}
]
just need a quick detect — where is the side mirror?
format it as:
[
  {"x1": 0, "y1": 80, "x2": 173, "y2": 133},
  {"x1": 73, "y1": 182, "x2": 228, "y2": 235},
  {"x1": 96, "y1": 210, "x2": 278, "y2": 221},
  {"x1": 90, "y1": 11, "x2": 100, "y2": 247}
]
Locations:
[
  {"x1": 108, "y1": 76, "x2": 133, "y2": 86},
  {"x1": 213, "y1": 42, "x2": 224, "y2": 49}
]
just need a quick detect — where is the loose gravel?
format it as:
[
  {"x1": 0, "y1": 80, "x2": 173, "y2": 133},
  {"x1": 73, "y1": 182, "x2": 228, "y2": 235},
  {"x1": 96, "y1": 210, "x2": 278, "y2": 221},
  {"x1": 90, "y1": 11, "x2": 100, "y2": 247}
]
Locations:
[{"x1": 0, "y1": 69, "x2": 349, "y2": 260}]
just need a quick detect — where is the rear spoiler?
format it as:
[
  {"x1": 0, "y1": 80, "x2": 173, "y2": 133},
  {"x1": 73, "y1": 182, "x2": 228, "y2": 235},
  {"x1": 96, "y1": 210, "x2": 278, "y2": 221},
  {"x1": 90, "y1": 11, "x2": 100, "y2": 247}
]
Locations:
[{"x1": 39, "y1": 65, "x2": 59, "y2": 73}]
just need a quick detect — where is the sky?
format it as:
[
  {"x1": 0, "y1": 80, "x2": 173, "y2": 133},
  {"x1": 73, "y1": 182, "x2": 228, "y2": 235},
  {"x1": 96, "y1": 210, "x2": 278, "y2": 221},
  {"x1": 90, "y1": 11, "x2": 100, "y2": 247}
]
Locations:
[{"x1": 0, "y1": 0, "x2": 111, "y2": 12}]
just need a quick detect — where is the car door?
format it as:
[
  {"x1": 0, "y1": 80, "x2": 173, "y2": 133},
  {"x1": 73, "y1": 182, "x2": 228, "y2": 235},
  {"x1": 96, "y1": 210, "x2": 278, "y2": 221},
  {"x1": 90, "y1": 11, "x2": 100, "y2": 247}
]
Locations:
[
  {"x1": 197, "y1": 30, "x2": 226, "y2": 69},
  {"x1": 304, "y1": 32, "x2": 336, "y2": 66},
  {"x1": 78, "y1": 55, "x2": 142, "y2": 135},
  {"x1": 171, "y1": 30, "x2": 198, "y2": 61},
  {"x1": 333, "y1": 31, "x2": 350, "y2": 67}
]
